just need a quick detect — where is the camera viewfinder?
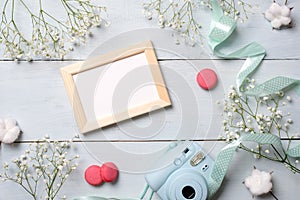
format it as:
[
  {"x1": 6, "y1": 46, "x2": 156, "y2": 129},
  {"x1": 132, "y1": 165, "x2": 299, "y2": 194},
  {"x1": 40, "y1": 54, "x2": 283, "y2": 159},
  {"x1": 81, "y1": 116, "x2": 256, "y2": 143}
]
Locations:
[{"x1": 183, "y1": 148, "x2": 190, "y2": 154}]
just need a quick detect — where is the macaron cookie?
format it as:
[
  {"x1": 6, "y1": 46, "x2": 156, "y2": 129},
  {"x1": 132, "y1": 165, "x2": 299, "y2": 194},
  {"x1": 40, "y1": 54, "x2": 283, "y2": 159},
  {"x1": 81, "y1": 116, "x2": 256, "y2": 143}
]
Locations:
[
  {"x1": 101, "y1": 162, "x2": 119, "y2": 183},
  {"x1": 196, "y1": 68, "x2": 218, "y2": 90},
  {"x1": 84, "y1": 165, "x2": 103, "y2": 186}
]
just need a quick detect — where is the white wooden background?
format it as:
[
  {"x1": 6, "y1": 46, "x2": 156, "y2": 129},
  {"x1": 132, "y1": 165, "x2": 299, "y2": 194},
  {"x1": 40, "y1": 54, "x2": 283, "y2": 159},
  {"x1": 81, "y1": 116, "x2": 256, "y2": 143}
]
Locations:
[{"x1": 1, "y1": 0, "x2": 300, "y2": 199}]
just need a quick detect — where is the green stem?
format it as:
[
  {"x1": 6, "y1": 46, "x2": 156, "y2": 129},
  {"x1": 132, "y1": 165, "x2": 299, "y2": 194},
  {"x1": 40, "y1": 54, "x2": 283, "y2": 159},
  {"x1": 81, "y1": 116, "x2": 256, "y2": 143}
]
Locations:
[
  {"x1": 4, "y1": 176, "x2": 36, "y2": 199},
  {"x1": 11, "y1": 0, "x2": 15, "y2": 19},
  {"x1": 52, "y1": 169, "x2": 71, "y2": 199},
  {"x1": 24, "y1": 171, "x2": 35, "y2": 197},
  {"x1": 240, "y1": 143, "x2": 300, "y2": 173}
]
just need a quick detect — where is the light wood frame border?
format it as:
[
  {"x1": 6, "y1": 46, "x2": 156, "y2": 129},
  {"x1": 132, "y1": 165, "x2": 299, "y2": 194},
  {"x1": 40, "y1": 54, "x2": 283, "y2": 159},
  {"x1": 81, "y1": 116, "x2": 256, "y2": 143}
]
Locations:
[{"x1": 60, "y1": 41, "x2": 171, "y2": 134}]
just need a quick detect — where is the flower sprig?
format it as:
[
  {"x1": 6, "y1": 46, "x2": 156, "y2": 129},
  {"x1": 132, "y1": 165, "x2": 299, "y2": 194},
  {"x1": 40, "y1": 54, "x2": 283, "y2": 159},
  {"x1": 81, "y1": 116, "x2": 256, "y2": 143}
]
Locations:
[
  {"x1": 0, "y1": 0, "x2": 108, "y2": 61},
  {"x1": 143, "y1": 0, "x2": 202, "y2": 46},
  {"x1": 220, "y1": 84, "x2": 300, "y2": 173},
  {"x1": 0, "y1": 135, "x2": 80, "y2": 200},
  {"x1": 219, "y1": 0, "x2": 253, "y2": 21},
  {"x1": 142, "y1": 0, "x2": 254, "y2": 46}
]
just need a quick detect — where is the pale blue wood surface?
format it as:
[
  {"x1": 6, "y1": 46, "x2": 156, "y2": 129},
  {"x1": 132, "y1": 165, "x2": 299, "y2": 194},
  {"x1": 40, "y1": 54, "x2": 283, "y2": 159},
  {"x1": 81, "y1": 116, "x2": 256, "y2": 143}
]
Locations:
[{"x1": 1, "y1": 0, "x2": 300, "y2": 200}]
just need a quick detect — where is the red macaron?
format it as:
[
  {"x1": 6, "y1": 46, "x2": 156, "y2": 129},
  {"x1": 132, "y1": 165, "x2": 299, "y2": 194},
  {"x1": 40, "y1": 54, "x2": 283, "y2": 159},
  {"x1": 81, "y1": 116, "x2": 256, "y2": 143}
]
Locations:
[
  {"x1": 84, "y1": 165, "x2": 103, "y2": 186},
  {"x1": 100, "y1": 162, "x2": 119, "y2": 183},
  {"x1": 84, "y1": 162, "x2": 119, "y2": 186},
  {"x1": 196, "y1": 68, "x2": 218, "y2": 90}
]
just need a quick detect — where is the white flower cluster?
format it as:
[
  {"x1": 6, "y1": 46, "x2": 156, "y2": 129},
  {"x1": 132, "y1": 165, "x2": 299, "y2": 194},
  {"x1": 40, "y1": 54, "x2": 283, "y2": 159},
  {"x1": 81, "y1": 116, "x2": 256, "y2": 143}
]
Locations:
[
  {"x1": 219, "y1": 0, "x2": 254, "y2": 22},
  {"x1": 143, "y1": 0, "x2": 202, "y2": 46},
  {"x1": 142, "y1": 0, "x2": 254, "y2": 45},
  {"x1": 0, "y1": 135, "x2": 80, "y2": 200},
  {"x1": 221, "y1": 85, "x2": 293, "y2": 142},
  {"x1": 0, "y1": 0, "x2": 108, "y2": 61},
  {"x1": 219, "y1": 84, "x2": 300, "y2": 173}
]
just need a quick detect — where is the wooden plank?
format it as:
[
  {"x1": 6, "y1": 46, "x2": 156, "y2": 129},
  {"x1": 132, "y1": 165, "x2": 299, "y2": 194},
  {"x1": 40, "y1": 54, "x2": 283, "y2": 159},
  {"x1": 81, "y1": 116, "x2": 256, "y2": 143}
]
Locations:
[
  {"x1": 0, "y1": 141, "x2": 299, "y2": 199},
  {"x1": 0, "y1": 60, "x2": 300, "y2": 141},
  {"x1": 0, "y1": 0, "x2": 299, "y2": 60}
]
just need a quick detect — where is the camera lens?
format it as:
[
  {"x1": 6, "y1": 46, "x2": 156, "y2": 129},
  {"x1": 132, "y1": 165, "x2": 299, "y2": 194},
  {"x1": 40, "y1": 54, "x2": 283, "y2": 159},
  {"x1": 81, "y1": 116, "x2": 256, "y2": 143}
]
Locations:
[{"x1": 182, "y1": 186, "x2": 196, "y2": 199}]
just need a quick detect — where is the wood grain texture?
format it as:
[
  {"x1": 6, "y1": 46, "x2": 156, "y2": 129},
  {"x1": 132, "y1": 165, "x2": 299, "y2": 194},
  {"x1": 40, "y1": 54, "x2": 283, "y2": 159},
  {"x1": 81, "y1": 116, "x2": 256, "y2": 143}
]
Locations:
[
  {"x1": 1, "y1": 60, "x2": 300, "y2": 141},
  {"x1": 0, "y1": 0, "x2": 300, "y2": 199}
]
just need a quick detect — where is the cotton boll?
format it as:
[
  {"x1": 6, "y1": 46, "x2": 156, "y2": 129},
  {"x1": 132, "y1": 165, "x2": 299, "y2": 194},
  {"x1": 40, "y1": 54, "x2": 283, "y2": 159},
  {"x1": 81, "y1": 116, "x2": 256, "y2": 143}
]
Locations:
[
  {"x1": 265, "y1": 2, "x2": 292, "y2": 29},
  {"x1": 265, "y1": 10, "x2": 274, "y2": 21},
  {"x1": 2, "y1": 127, "x2": 21, "y2": 144},
  {"x1": 281, "y1": 5, "x2": 291, "y2": 17},
  {"x1": 0, "y1": 129, "x2": 5, "y2": 141},
  {"x1": 0, "y1": 118, "x2": 21, "y2": 144},
  {"x1": 269, "y1": 3, "x2": 282, "y2": 16},
  {"x1": 271, "y1": 18, "x2": 282, "y2": 29},
  {"x1": 0, "y1": 119, "x2": 6, "y2": 141},
  {"x1": 280, "y1": 16, "x2": 291, "y2": 25},
  {"x1": 5, "y1": 119, "x2": 17, "y2": 129},
  {"x1": 244, "y1": 168, "x2": 273, "y2": 196},
  {"x1": 0, "y1": 119, "x2": 4, "y2": 128}
]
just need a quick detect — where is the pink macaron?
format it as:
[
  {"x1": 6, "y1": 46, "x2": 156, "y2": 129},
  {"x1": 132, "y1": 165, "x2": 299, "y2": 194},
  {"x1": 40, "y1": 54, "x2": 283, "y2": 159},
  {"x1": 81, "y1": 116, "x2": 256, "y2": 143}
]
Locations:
[
  {"x1": 196, "y1": 68, "x2": 218, "y2": 90},
  {"x1": 84, "y1": 165, "x2": 103, "y2": 186},
  {"x1": 100, "y1": 162, "x2": 119, "y2": 183}
]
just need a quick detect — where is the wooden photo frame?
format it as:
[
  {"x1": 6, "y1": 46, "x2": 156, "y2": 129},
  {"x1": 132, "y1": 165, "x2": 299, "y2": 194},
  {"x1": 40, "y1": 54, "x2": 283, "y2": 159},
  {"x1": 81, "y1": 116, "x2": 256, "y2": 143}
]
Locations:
[{"x1": 60, "y1": 41, "x2": 171, "y2": 134}]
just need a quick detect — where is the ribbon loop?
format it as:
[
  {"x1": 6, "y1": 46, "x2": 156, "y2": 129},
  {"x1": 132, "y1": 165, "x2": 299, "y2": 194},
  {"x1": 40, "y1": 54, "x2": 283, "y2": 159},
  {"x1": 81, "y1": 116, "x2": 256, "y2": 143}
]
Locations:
[
  {"x1": 208, "y1": 0, "x2": 300, "y2": 97},
  {"x1": 209, "y1": 16, "x2": 236, "y2": 44}
]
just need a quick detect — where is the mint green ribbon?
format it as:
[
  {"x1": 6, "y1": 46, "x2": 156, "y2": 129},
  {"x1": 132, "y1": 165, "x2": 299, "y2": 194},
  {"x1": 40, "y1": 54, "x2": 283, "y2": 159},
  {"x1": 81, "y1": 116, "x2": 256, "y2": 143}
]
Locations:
[
  {"x1": 207, "y1": 0, "x2": 300, "y2": 198},
  {"x1": 207, "y1": 133, "x2": 300, "y2": 199},
  {"x1": 208, "y1": 0, "x2": 300, "y2": 97}
]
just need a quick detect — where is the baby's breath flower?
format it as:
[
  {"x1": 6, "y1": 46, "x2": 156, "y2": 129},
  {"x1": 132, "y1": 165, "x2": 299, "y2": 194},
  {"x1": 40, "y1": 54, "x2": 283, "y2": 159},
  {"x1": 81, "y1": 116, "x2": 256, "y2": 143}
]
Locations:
[
  {"x1": 263, "y1": 96, "x2": 269, "y2": 101},
  {"x1": 221, "y1": 85, "x2": 300, "y2": 173},
  {"x1": 3, "y1": 162, "x2": 9, "y2": 169},
  {"x1": 0, "y1": 0, "x2": 108, "y2": 61},
  {"x1": 143, "y1": 0, "x2": 255, "y2": 46},
  {"x1": 265, "y1": 149, "x2": 270, "y2": 154},
  {"x1": 0, "y1": 135, "x2": 80, "y2": 199},
  {"x1": 57, "y1": 165, "x2": 64, "y2": 171}
]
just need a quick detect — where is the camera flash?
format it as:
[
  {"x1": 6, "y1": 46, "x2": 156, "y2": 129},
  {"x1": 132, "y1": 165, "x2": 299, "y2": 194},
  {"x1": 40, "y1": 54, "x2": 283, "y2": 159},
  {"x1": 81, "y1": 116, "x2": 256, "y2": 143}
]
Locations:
[{"x1": 190, "y1": 151, "x2": 205, "y2": 166}]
